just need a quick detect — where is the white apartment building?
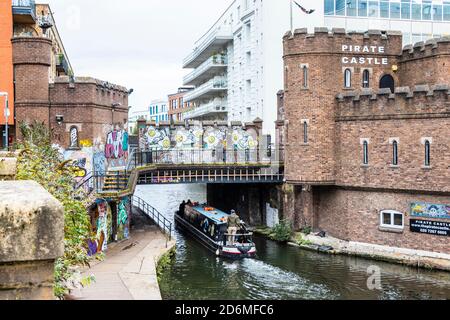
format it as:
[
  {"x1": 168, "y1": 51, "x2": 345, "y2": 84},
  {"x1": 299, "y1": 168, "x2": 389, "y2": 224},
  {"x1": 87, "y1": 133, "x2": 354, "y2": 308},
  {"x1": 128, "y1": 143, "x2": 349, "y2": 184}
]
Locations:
[
  {"x1": 149, "y1": 100, "x2": 169, "y2": 124},
  {"x1": 128, "y1": 109, "x2": 151, "y2": 132},
  {"x1": 182, "y1": 0, "x2": 450, "y2": 139}
]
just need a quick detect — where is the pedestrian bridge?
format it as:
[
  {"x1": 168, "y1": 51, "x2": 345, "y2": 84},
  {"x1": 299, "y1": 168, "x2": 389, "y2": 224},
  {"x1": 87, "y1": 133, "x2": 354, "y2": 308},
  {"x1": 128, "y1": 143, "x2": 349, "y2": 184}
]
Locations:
[{"x1": 91, "y1": 147, "x2": 284, "y2": 195}]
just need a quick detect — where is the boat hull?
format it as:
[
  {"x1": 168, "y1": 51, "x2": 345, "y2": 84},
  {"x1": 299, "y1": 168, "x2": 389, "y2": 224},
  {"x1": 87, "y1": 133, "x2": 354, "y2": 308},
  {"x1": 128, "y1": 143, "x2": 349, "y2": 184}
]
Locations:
[{"x1": 174, "y1": 213, "x2": 256, "y2": 259}]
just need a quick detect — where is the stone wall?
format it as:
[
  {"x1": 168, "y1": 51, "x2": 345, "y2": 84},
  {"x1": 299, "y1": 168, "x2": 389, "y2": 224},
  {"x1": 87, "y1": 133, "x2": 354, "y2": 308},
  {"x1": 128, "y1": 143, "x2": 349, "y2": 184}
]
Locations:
[{"x1": 0, "y1": 181, "x2": 64, "y2": 300}]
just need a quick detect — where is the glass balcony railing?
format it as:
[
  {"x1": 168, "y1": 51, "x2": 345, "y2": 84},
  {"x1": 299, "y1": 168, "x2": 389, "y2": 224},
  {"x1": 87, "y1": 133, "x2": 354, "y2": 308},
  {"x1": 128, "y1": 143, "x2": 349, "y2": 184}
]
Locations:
[
  {"x1": 12, "y1": 0, "x2": 36, "y2": 23},
  {"x1": 183, "y1": 54, "x2": 228, "y2": 86},
  {"x1": 184, "y1": 99, "x2": 228, "y2": 119},
  {"x1": 184, "y1": 77, "x2": 228, "y2": 102},
  {"x1": 183, "y1": 26, "x2": 233, "y2": 69}
]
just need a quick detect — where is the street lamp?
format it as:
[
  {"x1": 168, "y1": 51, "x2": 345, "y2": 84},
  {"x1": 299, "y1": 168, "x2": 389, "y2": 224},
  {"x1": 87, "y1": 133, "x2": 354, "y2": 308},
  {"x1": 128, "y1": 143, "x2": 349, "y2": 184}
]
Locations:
[{"x1": 0, "y1": 92, "x2": 9, "y2": 150}]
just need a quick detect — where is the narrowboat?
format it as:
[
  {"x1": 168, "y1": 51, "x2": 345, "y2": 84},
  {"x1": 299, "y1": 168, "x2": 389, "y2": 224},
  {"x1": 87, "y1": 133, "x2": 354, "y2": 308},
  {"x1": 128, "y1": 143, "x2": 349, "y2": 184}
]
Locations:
[{"x1": 175, "y1": 204, "x2": 257, "y2": 259}]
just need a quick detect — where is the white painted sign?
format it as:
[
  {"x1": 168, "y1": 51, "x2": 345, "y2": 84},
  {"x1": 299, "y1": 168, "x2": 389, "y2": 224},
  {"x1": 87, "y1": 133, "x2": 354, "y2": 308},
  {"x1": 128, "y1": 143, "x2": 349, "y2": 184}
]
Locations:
[{"x1": 342, "y1": 44, "x2": 389, "y2": 65}]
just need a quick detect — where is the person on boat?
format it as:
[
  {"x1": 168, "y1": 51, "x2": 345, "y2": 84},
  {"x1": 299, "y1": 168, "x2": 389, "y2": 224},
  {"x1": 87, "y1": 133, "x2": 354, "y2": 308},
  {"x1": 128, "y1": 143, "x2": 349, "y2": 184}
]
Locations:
[
  {"x1": 227, "y1": 209, "x2": 241, "y2": 245},
  {"x1": 178, "y1": 200, "x2": 186, "y2": 216},
  {"x1": 186, "y1": 199, "x2": 193, "y2": 206}
]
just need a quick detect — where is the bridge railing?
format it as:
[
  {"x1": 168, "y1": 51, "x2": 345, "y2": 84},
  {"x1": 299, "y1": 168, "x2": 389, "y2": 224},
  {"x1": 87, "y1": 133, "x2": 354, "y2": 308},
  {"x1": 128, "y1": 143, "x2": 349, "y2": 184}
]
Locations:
[
  {"x1": 133, "y1": 147, "x2": 284, "y2": 167},
  {"x1": 132, "y1": 196, "x2": 172, "y2": 245}
]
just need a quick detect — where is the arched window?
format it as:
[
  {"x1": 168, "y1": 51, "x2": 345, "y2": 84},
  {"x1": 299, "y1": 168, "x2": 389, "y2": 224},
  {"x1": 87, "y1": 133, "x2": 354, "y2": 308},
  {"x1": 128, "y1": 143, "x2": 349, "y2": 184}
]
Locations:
[
  {"x1": 303, "y1": 121, "x2": 308, "y2": 144},
  {"x1": 424, "y1": 140, "x2": 431, "y2": 167},
  {"x1": 363, "y1": 140, "x2": 369, "y2": 165},
  {"x1": 344, "y1": 69, "x2": 352, "y2": 88},
  {"x1": 379, "y1": 74, "x2": 395, "y2": 93},
  {"x1": 69, "y1": 126, "x2": 79, "y2": 149},
  {"x1": 362, "y1": 69, "x2": 370, "y2": 88},
  {"x1": 392, "y1": 140, "x2": 398, "y2": 166},
  {"x1": 302, "y1": 65, "x2": 308, "y2": 88}
]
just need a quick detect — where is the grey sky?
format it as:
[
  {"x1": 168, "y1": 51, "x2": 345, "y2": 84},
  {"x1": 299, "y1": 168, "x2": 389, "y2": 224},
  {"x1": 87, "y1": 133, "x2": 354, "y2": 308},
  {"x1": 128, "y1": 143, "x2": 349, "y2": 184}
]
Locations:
[{"x1": 45, "y1": 0, "x2": 233, "y2": 113}]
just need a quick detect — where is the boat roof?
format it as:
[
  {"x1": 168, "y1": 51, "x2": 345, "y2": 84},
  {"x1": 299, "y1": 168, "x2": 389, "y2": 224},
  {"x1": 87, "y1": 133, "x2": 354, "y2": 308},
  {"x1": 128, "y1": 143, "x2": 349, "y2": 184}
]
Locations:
[{"x1": 192, "y1": 205, "x2": 228, "y2": 225}]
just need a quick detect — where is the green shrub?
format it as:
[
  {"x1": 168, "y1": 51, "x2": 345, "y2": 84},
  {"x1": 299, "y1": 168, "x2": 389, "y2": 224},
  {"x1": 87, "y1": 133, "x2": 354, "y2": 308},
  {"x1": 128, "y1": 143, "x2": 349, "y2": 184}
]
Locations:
[
  {"x1": 269, "y1": 220, "x2": 293, "y2": 242},
  {"x1": 301, "y1": 226, "x2": 312, "y2": 235},
  {"x1": 16, "y1": 121, "x2": 92, "y2": 299}
]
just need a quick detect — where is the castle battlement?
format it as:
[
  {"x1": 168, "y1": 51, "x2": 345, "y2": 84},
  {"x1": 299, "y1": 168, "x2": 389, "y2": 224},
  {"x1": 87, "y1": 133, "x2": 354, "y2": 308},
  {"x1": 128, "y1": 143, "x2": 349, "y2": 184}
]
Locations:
[
  {"x1": 336, "y1": 84, "x2": 450, "y2": 103},
  {"x1": 400, "y1": 36, "x2": 450, "y2": 62},
  {"x1": 283, "y1": 27, "x2": 403, "y2": 56}
]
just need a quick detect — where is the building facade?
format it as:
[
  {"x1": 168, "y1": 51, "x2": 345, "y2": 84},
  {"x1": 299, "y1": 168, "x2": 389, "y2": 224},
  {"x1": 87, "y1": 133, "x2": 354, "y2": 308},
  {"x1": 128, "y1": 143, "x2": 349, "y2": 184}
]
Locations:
[
  {"x1": 0, "y1": 0, "x2": 75, "y2": 148},
  {"x1": 149, "y1": 100, "x2": 169, "y2": 124},
  {"x1": 182, "y1": 0, "x2": 450, "y2": 141},
  {"x1": 279, "y1": 27, "x2": 450, "y2": 255},
  {"x1": 168, "y1": 87, "x2": 194, "y2": 122}
]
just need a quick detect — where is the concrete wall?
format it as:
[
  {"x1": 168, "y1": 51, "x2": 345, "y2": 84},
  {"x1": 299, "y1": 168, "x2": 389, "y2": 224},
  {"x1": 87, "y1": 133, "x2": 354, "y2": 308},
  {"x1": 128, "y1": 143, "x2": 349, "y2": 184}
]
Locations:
[{"x1": 0, "y1": 181, "x2": 64, "y2": 300}]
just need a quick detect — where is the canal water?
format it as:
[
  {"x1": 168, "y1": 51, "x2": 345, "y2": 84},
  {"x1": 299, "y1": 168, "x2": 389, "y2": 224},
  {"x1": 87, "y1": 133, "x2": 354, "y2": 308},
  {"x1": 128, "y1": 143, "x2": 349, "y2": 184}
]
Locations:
[{"x1": 135, "y1": 184, "x2": 450, "y2": 300}]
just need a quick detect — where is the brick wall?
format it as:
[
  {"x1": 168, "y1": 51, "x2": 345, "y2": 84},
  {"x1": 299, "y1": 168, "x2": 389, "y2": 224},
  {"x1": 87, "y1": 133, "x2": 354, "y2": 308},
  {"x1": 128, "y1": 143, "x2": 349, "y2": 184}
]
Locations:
[
  {"x1": 283, "y1": 28, "x2": 402, "y2": 184},
  {"x1": 316, "y1": 187, "x2": 450, "y2": 254}
]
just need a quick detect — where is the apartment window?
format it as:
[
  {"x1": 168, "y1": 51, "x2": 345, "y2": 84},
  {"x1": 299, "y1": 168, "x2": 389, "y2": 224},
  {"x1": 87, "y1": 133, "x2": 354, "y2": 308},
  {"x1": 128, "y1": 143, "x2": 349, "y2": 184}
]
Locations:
[
  {"x1": 433, "y1": 4, "x2": 443, "y2": 21},
  {"x1": 368, "y1": 1, "x2": 379, "y2": 17},
  {"x1": 424, "y1": 139, "x2": 431, "y2": 167},
  {"x1": 344, "y1": 68, "x2": 352, "y2": 88},
  {"x1": 324, "y1": 0, "x2": 334, "y2": 15},
  {"x1": 380, "y1": 210, "x2": 404, "y2": 230},
  {"x1": 390, "y1": 1, "x2": 401, "y2": 18},
  {"x1": 444, "y1": 2, "x2": 450, "y2": 21},
  {"x1": 347, "y1": 0, "x2": 357, "y2": 16},
  {"x1": 401, "y1": 0, "x2": 411, "y2": 19},
  {"x1": 412, "y1": 0, "x2": 421, "y2": 19},
  {"x1": 336, "y1": 0, "x2": 346, "y2": 15},
  {"x1": 422, "y1": 0, "x2": 432, "y2": 20},
  {"x1": 358, "y1": 0, "x2": 368, "y2": 16},
  {"x1": 362, "y1": 69, "x2": 370, "y2": 88},
  {"x1": 392, "y1": 140, "x2": 399, "y2": 165},
  {"x1": 362, "y1": 140, "x2": 369, "y2": 165},
  {"x1": 380, "y1": 1, "x2": 389, "y2": 17}
]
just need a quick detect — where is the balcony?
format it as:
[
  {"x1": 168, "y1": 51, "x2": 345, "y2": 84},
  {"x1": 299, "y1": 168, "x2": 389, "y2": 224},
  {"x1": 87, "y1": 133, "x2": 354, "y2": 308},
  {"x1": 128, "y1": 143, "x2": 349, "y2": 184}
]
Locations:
[
  {"x1": 183, "y1": 55, "x2": 228, "y2": 86},
  {"x1": 56, "y1": 54, "x2": 71, "y2": 75},
  {"x1": 184, "y1": 77, "x2": 228, "y2": 102},
  {"x1": 12, "y1": 0, "x2": 36, "y2": 24},
  {"x1": 184, "y1": 99, "x2": 228, "y2": 120},
  {"x1": 183, "y1": 26, "x2": 233, "y2": 69}
]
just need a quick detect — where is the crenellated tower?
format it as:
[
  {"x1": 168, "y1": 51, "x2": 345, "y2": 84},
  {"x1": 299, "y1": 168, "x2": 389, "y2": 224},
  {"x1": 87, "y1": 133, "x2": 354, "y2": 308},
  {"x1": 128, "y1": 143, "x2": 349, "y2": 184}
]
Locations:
[
  {"x1": 282, "y1": 27, "x2": 402, "y2": 185},
  {"x1": 12, "y1": 37, "x2": 52, "y2": 139}
]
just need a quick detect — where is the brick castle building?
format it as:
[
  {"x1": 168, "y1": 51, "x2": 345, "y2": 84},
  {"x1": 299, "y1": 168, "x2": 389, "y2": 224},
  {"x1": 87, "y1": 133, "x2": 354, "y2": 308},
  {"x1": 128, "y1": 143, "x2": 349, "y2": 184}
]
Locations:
[
  {"x1": 278, "y1": 28, "x2": 450, "y2": 254},
  {"x1": 2, "y1": 2, "x2": 130, "y2": 175}
]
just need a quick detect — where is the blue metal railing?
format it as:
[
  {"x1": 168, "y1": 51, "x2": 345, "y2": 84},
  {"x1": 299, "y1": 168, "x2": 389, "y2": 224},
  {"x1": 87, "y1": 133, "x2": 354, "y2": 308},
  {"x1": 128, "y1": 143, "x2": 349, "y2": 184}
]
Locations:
[
  {"x1": 12, "y1": 0, "x2": 36, "y2": 23},
  {"x1": 132, "y1": 196, "x2": 172, "y2": 245}
]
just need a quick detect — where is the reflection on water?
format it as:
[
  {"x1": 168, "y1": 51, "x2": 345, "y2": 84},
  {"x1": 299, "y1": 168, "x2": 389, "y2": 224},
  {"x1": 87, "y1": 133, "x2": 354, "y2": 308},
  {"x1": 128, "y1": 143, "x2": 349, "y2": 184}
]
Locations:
[{"x1": 136, "y1": 184, "x2": 450, "y2": 300}]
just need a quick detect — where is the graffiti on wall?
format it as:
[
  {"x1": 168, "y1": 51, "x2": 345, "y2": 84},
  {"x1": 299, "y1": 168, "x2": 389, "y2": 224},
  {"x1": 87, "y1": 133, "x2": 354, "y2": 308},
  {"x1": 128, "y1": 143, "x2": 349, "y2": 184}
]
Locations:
[
  {"x1": 89, "y1": 200, "x2": 113, "y2": 254},
  {"x1": 203, "y1": 127, "x2": 227, "y2": 150},
  {"x1": 411, "y1": 202, "x2": 450, "y2": 219},
  {"x1": 117, "y1": 197, "x2": 130, "y2": 241},
  {"x1": 140, "y1": 124, "x2": 259, "y2": 151},
  {"x1": 232, "y1": 127, "x2": 258, "y2": 150},
  {"x1": 105, "y1": 130, "x2": 129, "y2": 159},
  {"x1": 145, "y1": 126, "x2": 171, "y2": 150},
  {"x1": 63, "y1": 148, "x2": 93, "y2": 179}
]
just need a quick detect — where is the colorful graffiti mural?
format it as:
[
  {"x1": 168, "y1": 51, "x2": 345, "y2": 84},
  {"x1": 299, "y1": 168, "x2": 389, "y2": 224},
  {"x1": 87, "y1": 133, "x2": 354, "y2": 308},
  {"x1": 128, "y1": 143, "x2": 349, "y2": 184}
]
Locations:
[
  {"x1": 411, "y1": 202, "x2": 450, "y2": 219},
  {"x1": 203, "y1": 127, "x2": 227, "y2": 150},
  {"x1": 94, "y1": 201, "x2": 112, "y2": 253},
  {"x1": 117, "y1": 197, "x2": 130, "y2": 241},
  {"x1": 232, "y1": 127, "x2": 258, "y2": 150},
  {"x1": 140, "y1": 123, "x2": 260, "y2": 151},
  {"x1": 105, "y1": 129, "x2": 129, "y2": 159}
]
